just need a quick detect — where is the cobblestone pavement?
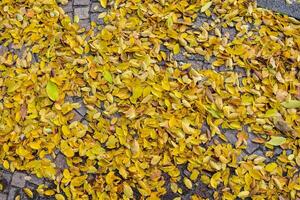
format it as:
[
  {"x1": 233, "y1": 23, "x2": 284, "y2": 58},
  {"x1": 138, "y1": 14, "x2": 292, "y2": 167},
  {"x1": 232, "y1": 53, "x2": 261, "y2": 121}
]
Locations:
[
  {"x1": 0, "y1": 0, "x2": 299, "y2": 199},
  {"x1": 257, "y1": 0, "x2": 300, "y2": 19}
]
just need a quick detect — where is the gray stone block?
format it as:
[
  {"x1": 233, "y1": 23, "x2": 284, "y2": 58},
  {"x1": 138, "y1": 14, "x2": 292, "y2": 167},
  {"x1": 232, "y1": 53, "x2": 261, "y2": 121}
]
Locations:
[
  {"x1": 79, "y1": 19, "x2": 91, "y2": 30},
  {"x1": 90, "y1": 13, "x2": 105, "y2": 25},
  {"x1": 11, "y1": 172, "x2": 26, "y2": 188},
  {"x1": 91, "y1": 3, "x2": 106, "y2": 13},
  {"x1": 7, "y1": 187, "x2": 20, "y2": 200},
  {"x1": 69, "y1": 110, "x2": 83, "y2": 123},
  {"x1": 55, "y1": 153, "x2": 68, "y2": 170},
  {"x1": 74, "y1": 99, "x2": 87, "y2": 116},
  {"x1": 224, "y1": 130, "x2": 238, "y2": 145},
  {"x1": 0, "y1": 45, "x2": 8, "y2": 55},
  {"x1": 74, "y1": 0, "x2": 90, "y2": 6},
  {"x1": 61, "y1": 1, "x2": 73, "y2": 13},
  {"x1": 26, "y1": 175, "x2": 44, "y2": 185},
  {"x1": 257, "y1": 0, "x2": 300, "y2": 19},
  {"x1": 0, "y1": 171, "x2": 12, "y2": 193},
  {"x1": 0, "y1": 193, "x2": 7, "y2": 200},
  {"x1": 74, "y1": 7, "x2": 90, "y2": 20},
  {"x1": 245, "y1": 132, "x2": 260, "y2": 154}
]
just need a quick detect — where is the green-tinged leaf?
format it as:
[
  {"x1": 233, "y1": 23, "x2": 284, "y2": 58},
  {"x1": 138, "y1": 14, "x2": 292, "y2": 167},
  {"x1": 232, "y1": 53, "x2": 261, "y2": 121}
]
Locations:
[
  {"x1": 103, "y1": 70, "x2": 113, "y2": 83},
  {"x1": 201, "y1": 1, "x2": 212, "y2": 12},
  {"x1": 46, "y1": 81, "x2": 59, "y2": 101},
  {"x1": 166, "y1": 15, "x2": 173, "y2": 29},
  {"x1": 207, "y1": 108, "x2": 221, "y2": 118},
  {"x1": 266, "y1": 136, "x2": 287, "y2": 146},
  {"x1": 264, "y1": 109, "x2": 278, "y2": 118},
  {"x1": 281, "y1": 100, "x2": 300, "y2": 109}
]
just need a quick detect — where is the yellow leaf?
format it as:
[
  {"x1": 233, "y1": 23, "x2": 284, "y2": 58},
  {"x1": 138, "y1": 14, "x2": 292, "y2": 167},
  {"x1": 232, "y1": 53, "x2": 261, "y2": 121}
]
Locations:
[
  {"x1": 3, "y1": 160, "x2": 9, "y2": 170},
  {"x1": 210, "y1": 172, "x2": 221, "y2": 189},
  {"x1": 123, "y1": 183, "x2": 133, "y2": 198},
  {"x1": 131, "y1": 85, "x2": 143, "y2": 102},
  {"x1": 180, "y1": 63, "x2": 192, "y2": 70},
  {"x1": 183, "y1": 177, "x2": 193, "y2": 189},
  {"x1": 238, "y1": 191, "x2": 249, "y2": 198},
  {"x1": 265, "y1": 163, "x2": 277, "y2": 172},
  {"x1": 44, "y1": 190, "x2": 55, "y2": 196},
  {"x1": 173, "y1": 44, "x2": 180, "y2": 54},
  {"x1": 71, "y1": 175, "x2": 87, "y2": 187},
  {"x1": 106, "y1": 135, "x2": 118, "y2": 149},
  {"x1": 62, "y1": 125, "x2": 71, "y2": 137},
  {"x1": 119, "y1": 166, "x2": 128, "y2": 179},
  {"x1": 55, "y1": 194, "x2": 65, "y2": 200},
  {"x1": 62, "y1": 147, "x2": 74, "y2": 158},
  {"x1": 74, "y1": 15, "x2": 79, "y2": 23},
  {"x1": 23, "y1": 188, "x2": 33, "y2": 198},
  {"x1": 151, "y1": 155, "x2": 161, "y2": 165},
  {"x1": 100, "y1": 0, "x2": 107, "y2": 8},
  {"x1": 29, "y1": 141, "x2": 41, "y2": 150}
]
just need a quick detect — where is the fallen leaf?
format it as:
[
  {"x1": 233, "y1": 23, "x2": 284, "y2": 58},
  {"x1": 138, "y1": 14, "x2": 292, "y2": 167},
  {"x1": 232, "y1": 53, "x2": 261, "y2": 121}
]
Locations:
[{"x1": 46, "y1": 81, "x2": 59, "y2": 101}]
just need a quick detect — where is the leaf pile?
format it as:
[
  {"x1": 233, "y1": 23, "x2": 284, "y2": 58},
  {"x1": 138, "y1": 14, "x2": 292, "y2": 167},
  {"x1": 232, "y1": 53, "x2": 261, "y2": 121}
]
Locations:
[{"x1": 0, "y1": 0, "x2": 300, "y2": 199}]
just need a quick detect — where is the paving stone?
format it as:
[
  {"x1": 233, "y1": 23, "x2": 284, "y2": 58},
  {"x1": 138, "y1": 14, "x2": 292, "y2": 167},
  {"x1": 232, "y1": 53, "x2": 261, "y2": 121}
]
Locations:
[
  {"x1": 160, "y1": 44, "x2": 170, "y2": 53},
  {"x1": 224, "y1": 130, "x2": 238, "y2": 145},
  {"x1": 253, "y1": 149, "x2": 265, "y2": 157},
  {"x1": 79, "y1": 19, "x2": 91, "y2": 30},
  {"x1": 253, "y1": 149, "x2": 270, "y2": 163},
  {"x1": 0, "y1": 45, "x2": 8, "y2": 55},
  {"x1": 222, "y1": 27, "x2": 237, "y2": 42},
  {"x1": 0, "y1": 171, "x2": 12, "y2": 193},
  {"x1": 61, "y1": 0, "x2": 73, "y2": 13},
  {"x1": 187, "y1": 54, "x2": 204, "y2": 61},
  {"x1": 32, "y1": 53, "x2": 39, "y2": 63},
  {"x1": 286, "y1": 149, "x2": 293, "y2": 156},
  {"x1": 74, "y1": 7, "x2": 90, "y2": 20},
  {"x1": 190, "y1": 60, "x2": 211, "y2": 70},
  {"x1": 173, "y1": 52, "x2": 185, "y2": 61},
  {"x1": 192, "y1": 16, "x2": 207, "y2": 28},
  {"x1": 237, "y1": 151, "x2": 248, "y2": 162},
  {"x1": 81, "y1": 119, "x2": 89, "y2": 126},
  {"x1": 0, "y1": 193, "x2": 8, "y2": 200},
  {"x1": 74, "y1": 100, "x2": 87, "y2": 116},
  {"x1": 7, "y1": 187, "x2": 20, "y2": 200},
  {"x1": 91, "y1": 3, "x2": 106, "y2": 13},
  {"x1": 74, "y1": 0, "x2": 90, "y2": 6},
  {"x1": 38, "y1": 196, "x2": 55, "y2": 200},
  {"x1": 66, "y1": 12, "x2": 74, "y2": 22},
  {"x1": 245, "y1": 132, "x2": 260, "y2": 154},
  {"x1": 69, "y1": 110, "x2": 83, "y2": 123},
  {"x1": 26, "y1": 175, "x2": 44, "y2": 185},
  {"x1": 234, "y1": 66, "x2": 246, "y2": 76},
  {"x1": 274, "y1": 147, "x2": 283, "y2": 156},
  {"x1": 90, "y1": 13, "x2": 105, "y2": 25},
  {"x1": 54, "y1": 153, "x2": 68, "y2": 170},
  {"x1": 11, "y1": 172, "x2": 27, "y2": 188},
  {"x1": 64, "y1": 95, "x2": 74, "y2": 103},
  {"x1": 257, "y1": 0, "x2": 300, "y2": 19}
]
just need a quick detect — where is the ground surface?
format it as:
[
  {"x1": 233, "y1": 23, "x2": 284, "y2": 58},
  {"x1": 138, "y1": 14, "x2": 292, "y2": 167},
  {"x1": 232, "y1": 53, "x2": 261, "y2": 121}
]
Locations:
[
  {"x1": 0, "y1": 0, "x2": 299, "y2": 199},
  {"x1": 257, "y1": 0, "x2": 300, "y2": 19}
]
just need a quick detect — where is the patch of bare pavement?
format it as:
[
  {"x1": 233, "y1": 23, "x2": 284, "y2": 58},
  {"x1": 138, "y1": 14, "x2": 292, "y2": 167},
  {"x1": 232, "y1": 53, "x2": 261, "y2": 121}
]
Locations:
[{"x1": 257, "y1": 0, "x2": 300, "y2": 19}]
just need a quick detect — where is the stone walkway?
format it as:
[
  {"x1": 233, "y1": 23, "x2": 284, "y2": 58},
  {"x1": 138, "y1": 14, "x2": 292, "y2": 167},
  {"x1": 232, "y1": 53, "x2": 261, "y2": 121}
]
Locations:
[
  {"x1": 257, "y1": 0, "x2": 300, "y2": 19},
  {"x1": 0, "y1": 0, "x2": 299, "y2": 199}
]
